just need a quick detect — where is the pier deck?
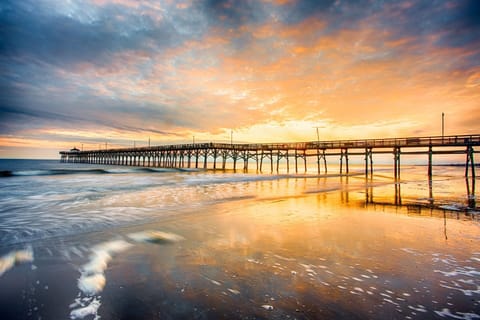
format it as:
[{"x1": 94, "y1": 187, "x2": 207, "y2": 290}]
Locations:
[{"x1": 60, "y1": 134, "x2": 478, "y2": 179}]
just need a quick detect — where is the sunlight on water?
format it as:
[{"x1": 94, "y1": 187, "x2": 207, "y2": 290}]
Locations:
[{"x1": 0, "y1": 160, "x2": 478, "y2": 319}]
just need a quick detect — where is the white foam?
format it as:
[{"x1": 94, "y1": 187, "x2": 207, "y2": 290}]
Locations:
[
  {"x1": 300, "y1": 263, "x2": 316, "y2": 274},
  {"x1": 70, "y1": 298, "x2": 101, "y2": 320},
  {"x1": 273, "y1": 254, "x2": 296, "y2": 261},
  {"x1": 78, "y1": 240, "x2": 132, "y2": 296},
  {"x1": 409, "y1": 305, "x2": 427, "y2": 313},
  {"x1": 435, "y1": 268, "x2": 480, "y2": 278},
  {"x1": 434, "y1": 308, "x2": 480, "y2": 319},
  {"x1": 440, "y1": 284, "x2": 480, "y2": 296},
  {"x1": 459, "y1": 279, "x2": 476, "y2": 285},
  {"x1": 228, "y1": 288, "x2": 240, "y2": 295},
  {"x1": 247, "y1": 258, "x2": 261, "y2": 264},
  {"x1": 82, "y1": 251, "x2": 111, "y2": 275},
  {"x1": 127, "y1": 230, "x2": 184, "y2": 244},
  {"x1": 400, "y1": 248, "x2": 422, "y2": 256},
  {"x1": 383, "y1": 298, "x2": 399, "y2": 306},
  {"x1": 0, "y1": 246, "x2": 34, "y2": 277},
  {"x1": 69, "y1": 239, "x2": 133, "y2": 319},
  {"x1": 261, "y1": 304, "x2": 274, "y2": 310},
  {"x1": 78, "y1": 274, "x2": 106, "y2": 296},
  {"x1": 210, "y1": 279, "x2": 221, "y2": 286}
]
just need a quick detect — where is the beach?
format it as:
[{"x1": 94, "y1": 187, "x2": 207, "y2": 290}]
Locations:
[{"x1": 0, "y1": 160, "x2": 479, "y2": 319}]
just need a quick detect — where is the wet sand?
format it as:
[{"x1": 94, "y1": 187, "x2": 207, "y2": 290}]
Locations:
[{"x1": 1, "y1": 184, "x2": 479, "y2": 319}]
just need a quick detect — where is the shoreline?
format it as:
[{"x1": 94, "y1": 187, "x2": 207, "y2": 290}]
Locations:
[
  {"x1": 0, "y1": 164, "x2": 479, "y2": 319},
  {"x1": 3, "y1": 191, "x2": 479, "y2": 319}
]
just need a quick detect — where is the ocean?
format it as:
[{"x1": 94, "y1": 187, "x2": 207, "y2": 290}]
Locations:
[{"x1": 0, "y1": 159, "x2": 478, "y2": 319}]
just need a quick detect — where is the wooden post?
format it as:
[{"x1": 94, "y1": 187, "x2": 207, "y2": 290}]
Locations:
[
  {"x1": 317, "y1": 147, "x2": 320, "y2": 174},
  {"x1": 270, "y1": 150, "x2": 273, "y2": 173},
  {"x1": 260, "y1": 151, "x2": 264, "y2": 172},
  {"x1": 244, "y1": 151, "x2": 248, "y2": 171},
  {"x1": 428, "y1": 146, "x2": 433, "y2": 178},
  {"x1": 340, "y1": 151, "x2": 343, "y2": 174},
  {"x1": 364, "y1": 147, "x2": 373, "y2": 178},
  {"x1": 340, "y1": 148, "x2": 348, "y2": 174},
  {"x1": 365, "y1": 148, "x2": 369, "y2": 178},
  {"x1": 277, "y1": 151, "x2": 280, "y2": 172},
  {"x1": 286, "y1": 150, "x2": 289, "y2": 173},
  {"x1": 393, "y1": 147, "x2": 401, "y2": 180},
  {"x1": 395, "y1": 182, "x2": 401, "y2": 205},
  {"x1": 213, "y1": 149, "x2": 217, "y2": 169},
  {"x1": 295, "y1": 150, "x2": 298, "y2": 173}
]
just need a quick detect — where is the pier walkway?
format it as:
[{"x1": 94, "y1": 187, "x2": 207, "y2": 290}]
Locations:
[{"x1": 60, "y1": 134, "x2": 479, "y2": 179}]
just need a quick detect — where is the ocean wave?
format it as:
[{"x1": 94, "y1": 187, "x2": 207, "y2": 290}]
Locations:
[{"x1": 0, "y1": 167, "x2": 196, "y2": 178}]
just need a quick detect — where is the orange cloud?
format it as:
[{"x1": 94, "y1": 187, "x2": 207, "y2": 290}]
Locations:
[{"x1": 47, "y1": 10, "x2": 479, "y2": 145}]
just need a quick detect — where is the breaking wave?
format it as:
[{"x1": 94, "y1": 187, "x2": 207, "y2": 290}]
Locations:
[{"x1": 0, "y1": 167, "x2": 197, "y2": 178}]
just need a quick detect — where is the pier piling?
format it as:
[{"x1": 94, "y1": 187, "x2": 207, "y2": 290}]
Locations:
[{"x1": 60, "y1": 135, "x2": 479, "y2": 180}]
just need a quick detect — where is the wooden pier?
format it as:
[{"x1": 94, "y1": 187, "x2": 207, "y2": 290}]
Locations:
[{"x1": 60, "y1": 134, "x2": 479, "y2": 180}]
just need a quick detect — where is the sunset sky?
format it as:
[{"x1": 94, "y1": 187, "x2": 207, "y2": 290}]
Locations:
[{"x1": 1, "y1": 0, "x2": 479, "y2": 159}]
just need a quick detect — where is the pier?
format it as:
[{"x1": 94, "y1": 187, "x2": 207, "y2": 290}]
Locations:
[{"x1": 60, "y1": 134, "x2": 479, "y2": 179}]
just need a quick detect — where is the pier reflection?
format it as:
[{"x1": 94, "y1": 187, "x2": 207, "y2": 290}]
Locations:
[
  {"x1": 309, "y1": 169, "x2": 477, "y2": 220},
  {"x1": 466, "y1": 176, "x2": 476, "y2": 209},
  {"x1": 362, "y1": 175, "x2": 477, "y2": 220}
]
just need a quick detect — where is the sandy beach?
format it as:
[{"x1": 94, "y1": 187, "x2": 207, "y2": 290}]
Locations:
[{"x1": 1, "y1": 165, "x2": 479, "y2": 319}]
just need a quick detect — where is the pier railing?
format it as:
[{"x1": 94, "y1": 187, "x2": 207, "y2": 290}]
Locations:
[
  {"x1": 64, "y1": 134, "x2": 479, "y2": 154},
  {"x1": 59, "y1": 134, "x2": 477, "y2": 181}
]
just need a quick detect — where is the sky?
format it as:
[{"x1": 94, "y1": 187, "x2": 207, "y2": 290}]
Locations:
[{"x1": 1, "y1": 0, "x2": 479, "y2": 159}]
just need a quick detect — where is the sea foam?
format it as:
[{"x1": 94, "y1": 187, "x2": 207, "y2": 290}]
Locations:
[
  {"x1": 78, "y1": 240, "x2": 132, "y2": 295},
  {"x1": 0, "y1": 246, "x2": 34, "y2": 277},
  {"x1": 70, "y1": 298, "x2": 101, "y2": 320},
  {"x1": 127, "y1": 230, "x2": 185, "y2": 244}
]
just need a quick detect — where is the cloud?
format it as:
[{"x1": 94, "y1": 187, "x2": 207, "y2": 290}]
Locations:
[
  {"x1": 1, "y1": 0, "x2": 479, "y2": 158},
  {"x1": 0, "y1": 0, "x2": 203, "y2": 68}
]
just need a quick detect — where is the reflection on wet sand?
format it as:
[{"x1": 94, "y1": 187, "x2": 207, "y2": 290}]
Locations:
[
  {"x1": 0, "y1": 166, "x2": 478, "y2": 319},
  {"x1": 152, "y1": 188, "x2": 480, "y2": 319},
  {"x1": 355, "y1": 173, "x2": 477, "y2": 215}
]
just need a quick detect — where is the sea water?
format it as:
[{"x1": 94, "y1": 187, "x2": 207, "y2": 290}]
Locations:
[{"x1": 0, "y1": 159, "x2": 478, "y2": 319}]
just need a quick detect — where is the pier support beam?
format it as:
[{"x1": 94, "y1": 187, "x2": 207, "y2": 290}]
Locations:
[
  {"x1": 395, "y1": 182, "x2": 402, "y2": 205},
  {"x1": 465, "y1": 145, "x2": 476, "y2": 208},
  {"x1": 317, "y1": 149, "x2": 327, "y2": 174},
  {"x1": 393, "y1": 147, "x2": 401, "y2": 181},
  {"x1": 465, "y1": 145, "x2": 475, "y2": 178},
  {"x1": 243, "y1": 151, "x2": 249, "y2": 172},
  {"x1": 222, "y1": 151, "x2": 227, "y2": 170},
  {"x1": 340, "y1": 148, "x2": 349, "y2": 174},
  {"x1": 365, "y1": 147, "x2": 373, "y2": 178},
  {"x1": 428, "y1": 146, "x2": 433, "y2": 178}
]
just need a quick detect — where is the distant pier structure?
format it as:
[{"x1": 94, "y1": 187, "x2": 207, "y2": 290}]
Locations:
[{"x1": 60, "y1": 134, "x2": 478, "y2": 179}]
